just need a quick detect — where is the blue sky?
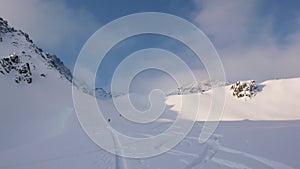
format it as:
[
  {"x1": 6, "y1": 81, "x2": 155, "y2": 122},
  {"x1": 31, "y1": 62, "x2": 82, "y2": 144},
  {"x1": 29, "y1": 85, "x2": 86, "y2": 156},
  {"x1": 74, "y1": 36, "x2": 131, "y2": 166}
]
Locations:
[{"x1": 1, "y1": 0, "x2": 300, "y2": 91}]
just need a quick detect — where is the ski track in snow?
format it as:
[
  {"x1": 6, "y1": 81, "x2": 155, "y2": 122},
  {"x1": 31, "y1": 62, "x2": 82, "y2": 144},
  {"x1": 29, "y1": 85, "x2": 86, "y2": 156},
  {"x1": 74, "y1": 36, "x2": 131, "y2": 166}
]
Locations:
[
  {"x1": 107, "y1": 130, "x2": 295, "y2": 169},
  {"x1": 110, "y1": 130, "x2": 129, "y2": 169},
  {"x1": 217, "y1": 144, "x2": 295, "y2": 169},
  {"x1": 212, "y1": 158, "x2": 253, "y2": 169},
  {"x1": 1, "y1": 150, "x2": 111, "y2": 169},
  {"x1": 0, "y1": 126, "x2": 296, "y2": 169},
  {"x1": 168, "y1": 133, "x2": 295, "y2": 169}
]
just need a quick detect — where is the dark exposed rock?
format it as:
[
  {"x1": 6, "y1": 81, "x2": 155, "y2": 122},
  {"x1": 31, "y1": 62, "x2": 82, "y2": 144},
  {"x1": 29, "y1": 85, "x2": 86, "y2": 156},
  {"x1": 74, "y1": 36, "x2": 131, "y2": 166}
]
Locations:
[
  {"x1": 230, "y1": 80, "x2": 258, "y2": 98},
  {"x1": 10, "y1": 54, "x2": 20, "y2": 64},
  {"x1": 0, "y1": 53, "x2": 32, "y2": 84},
  {"x1": 0, "y1": 56, "x2": 14, "y2": 73}
]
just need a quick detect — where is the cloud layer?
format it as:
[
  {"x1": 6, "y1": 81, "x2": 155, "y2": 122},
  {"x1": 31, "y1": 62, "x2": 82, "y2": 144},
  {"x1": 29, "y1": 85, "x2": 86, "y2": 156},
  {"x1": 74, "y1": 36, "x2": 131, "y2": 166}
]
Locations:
[
  {"x1": 0, "y1": 0, "x2": 100, "y2": 67},
  {"x1": 193, "y1": 0, "x2": 300, "y2": 82}
]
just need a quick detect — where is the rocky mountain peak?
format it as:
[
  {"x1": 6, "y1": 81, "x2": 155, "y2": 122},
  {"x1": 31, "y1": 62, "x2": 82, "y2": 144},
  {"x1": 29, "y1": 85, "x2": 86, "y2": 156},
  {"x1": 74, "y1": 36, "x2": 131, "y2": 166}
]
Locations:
[{"x1": 0, "y1": 17, "x2": 72, "y2": 84}]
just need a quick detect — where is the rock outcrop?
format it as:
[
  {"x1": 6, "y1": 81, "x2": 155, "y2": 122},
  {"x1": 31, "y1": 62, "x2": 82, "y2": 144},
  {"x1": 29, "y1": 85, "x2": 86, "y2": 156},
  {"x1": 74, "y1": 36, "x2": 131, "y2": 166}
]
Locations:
[{"x1": 230, "y1": 80, "x2": 258, "y2": 98}]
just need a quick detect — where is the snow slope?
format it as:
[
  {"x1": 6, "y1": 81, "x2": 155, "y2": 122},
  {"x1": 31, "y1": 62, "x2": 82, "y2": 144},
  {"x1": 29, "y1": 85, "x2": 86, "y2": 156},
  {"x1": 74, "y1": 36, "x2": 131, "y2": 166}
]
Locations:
[
  {"x1": 1, "y1": 18, "x2": 300, "y2": 169},
  {"x1": 166, "y1": 78, "x2": 300, "y2": 121},
  {"x1": 0, "y1": 17, "x2": 75, "y2": 150}
]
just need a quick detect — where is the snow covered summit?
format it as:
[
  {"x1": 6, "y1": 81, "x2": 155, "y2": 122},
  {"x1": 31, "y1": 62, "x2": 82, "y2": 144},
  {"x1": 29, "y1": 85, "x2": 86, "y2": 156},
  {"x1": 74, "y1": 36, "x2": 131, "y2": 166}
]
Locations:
[{"x1": 0, "y1": 17, "x2": 72, "y2": 84}]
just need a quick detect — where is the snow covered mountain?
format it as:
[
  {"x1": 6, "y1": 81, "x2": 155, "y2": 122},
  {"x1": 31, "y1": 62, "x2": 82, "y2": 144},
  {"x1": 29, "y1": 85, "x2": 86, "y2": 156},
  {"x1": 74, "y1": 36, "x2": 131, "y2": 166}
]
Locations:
[
  {"x1": 166, "y1": 78, "x2": 300, "y2": 121},
  {"x1": 0, "y1": 17, "x2": 77, "y2": 150},
  {"x1": 0, "y1": 17, "x2": 300, "y2": 169},
  {"x1": 0, "y1": 17, "x2": 72, "y2": 83},
  {"x1": 0, "y1": 17, "x2": 114, "y2": 99}
]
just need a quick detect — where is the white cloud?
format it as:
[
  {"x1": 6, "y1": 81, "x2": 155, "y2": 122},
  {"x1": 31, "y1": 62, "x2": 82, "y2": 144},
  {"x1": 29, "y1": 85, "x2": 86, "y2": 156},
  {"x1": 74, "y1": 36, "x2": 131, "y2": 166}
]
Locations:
[
  {"x1": 0, "y1": 0, "x2": 99, "y2": 60},
  {"x1": 221, "y1": 38, "x2": 300, "y2": 82},
  {"x1": 192, "y1": 0, "x2": 300, "y2": 82},
  {"x1": 193, "y1": 0, "x2": 261, "y2": 47}
]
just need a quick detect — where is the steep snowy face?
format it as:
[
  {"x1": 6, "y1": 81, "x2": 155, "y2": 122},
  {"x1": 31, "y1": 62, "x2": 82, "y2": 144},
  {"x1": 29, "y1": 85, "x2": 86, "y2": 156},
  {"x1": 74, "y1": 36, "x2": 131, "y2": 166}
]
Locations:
[
  {"x1": 0, "y1": 17, "x2": 76, "y2": 149},
  {"x1": 0, "y1": 17, "x2": 72, "y2": 84}
]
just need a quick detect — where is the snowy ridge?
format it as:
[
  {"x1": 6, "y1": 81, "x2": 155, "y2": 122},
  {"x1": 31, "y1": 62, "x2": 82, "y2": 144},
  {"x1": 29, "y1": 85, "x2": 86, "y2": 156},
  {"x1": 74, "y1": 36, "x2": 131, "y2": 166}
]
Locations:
[
  {"x1": 71, "y1": 81, "x2": 124, "y2": 99},
  {"x1": 168, "y1": 80, "x2": 229, "y2": 96},
  {"x1": 0, "y1": 17, "x2": 72, "y2": 83},
  {"x1": 166, "y1": 77, "x2": 300, "y2": 121}
]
